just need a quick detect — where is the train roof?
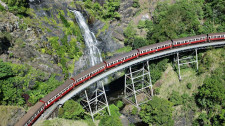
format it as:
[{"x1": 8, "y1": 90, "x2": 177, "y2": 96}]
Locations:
[
  {"x1": 105, "y1": 49, "x2": 139, "y2": 63},
  {"x1": 138, "y1": 40, "x2": 172, "y2": 51},
  {"x1": 71, "y1": 62, "x2": 106, "y2": 80},
  {"x1": 41, "y1": 79, "x2": 74, "y2": 102},
  {"x1": 172, "y1": 34, "x2": 207, "y2": 42},
  {"x1": 15, "y1": 102, "x2": 44, "y2": 126},
  {"x1": 208, "y1": 32, "x2": 225, "y2": 36}
]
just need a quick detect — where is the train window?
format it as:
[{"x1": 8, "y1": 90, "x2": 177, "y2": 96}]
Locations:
[
  {"x1": 196, "y1": 38, "x2": 199, "y2": 41},
  {"x1": 222, "y1": 35, "x2": 224, "y2": 37},
  {"x1": 185, "y1": 41, "x2": 188, "y2": 43},
  {"x1": 217, "y1": 36, "x2": 220, "y2": 38}
]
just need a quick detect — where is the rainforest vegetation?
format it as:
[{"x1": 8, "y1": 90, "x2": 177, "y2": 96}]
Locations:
[{"x1": 0, "y1": 0, "x2": 224, "y2": 126}]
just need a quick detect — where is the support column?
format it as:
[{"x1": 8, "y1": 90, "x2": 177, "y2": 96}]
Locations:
[
  {"x1": 196, "y1": 49, "x2": 198, "y2": 70},
  {"x1": 81, "y1": 81, "x2": 110, "y2": 122},
  {"x1": 177, "y1": 52, "x2": 181, "y2": 80},
  {"x1": 129, "y1": 66, "x2": 139, "y2": 108},
  {"x1": 124, "y1": 61, "x2": 153, "y2": 109}
]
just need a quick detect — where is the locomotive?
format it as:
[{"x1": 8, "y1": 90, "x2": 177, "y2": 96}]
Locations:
[{"x1": 15, "y1": 32, "x2": 225, "y2": 126}]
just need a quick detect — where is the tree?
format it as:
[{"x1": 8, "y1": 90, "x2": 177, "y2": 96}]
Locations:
[
  {"x1": 124, "y1": 22, "x2": 137, "y2": 47},
  {"x1": 0, "y1": 60, "x2": 13, "y2": 79},
  {"x1": 58, "y1": 100, "x2": 85, "y2": 120},
  {"x1": 139, "y1": 96, "x2": 174, "y2": 126},
  {"x1": 133, "y1": 37, "x2": 147, "y2": 49},
  {"x1": 99, "y1": 104, "x2": 122, "y2": 126},
  {"x1": 195, "y1": 76, "x2": 225, "y2": 109},
  {"x1": 99, "y1": 115, "x2": 123, "y2": 126},
  {"x1": 146, "y1": 0, "x2": 204, "y2": 43}
]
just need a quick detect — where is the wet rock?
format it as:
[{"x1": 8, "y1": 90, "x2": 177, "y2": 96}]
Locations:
[
  {"x1": 91, "y1": 20, "x2": 105, "y2": 34},
  {"x1": 113, "y1": 31, "x2": 124, "y2": 41},
  {"x1": 97, "y1": 25, "x2": 123, "y2": 54}
]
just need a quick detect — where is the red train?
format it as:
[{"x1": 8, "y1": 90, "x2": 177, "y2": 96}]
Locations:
[{"x1": 15, "y1": 32, "x2": 225, "y2": 126}]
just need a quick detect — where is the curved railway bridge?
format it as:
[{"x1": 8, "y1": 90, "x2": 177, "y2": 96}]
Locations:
[{"x1": 33, "y1": 41, "x2": 225, "y2": 123}]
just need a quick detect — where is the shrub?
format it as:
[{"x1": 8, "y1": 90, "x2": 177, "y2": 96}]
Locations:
[
  {"x1": 187, "y1": 83, "x2": 192, "y2": 89},
  {"x1": 140, "y1": 96, "x2": 174, "y2": 126},
  {"x1": 168, "y1": 91, "x2": 182, "y2": 106},
  {"x1": 131, "y1": 107, "x2": 138, "y2": 115},
  {"x1": 116, "y1": 100, "x2": 124, "y2": 109},
  {"x1": 60, "y1": 13, "x2": 70, "y2": 28},
  {"x1": 132, "y1": 0, "x2": 140, "y2": 8},
  {"x1": 0, "y1": 4, "x2": 5, "y2": 11},
  {"x1": 58, "y1": 100, "x2": 85, "y2": 120},
  {"x1": 138, "y1": 20, "x2": 145, "y2": 29}
]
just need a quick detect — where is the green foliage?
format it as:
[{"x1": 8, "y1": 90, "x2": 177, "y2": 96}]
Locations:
[
  {"x1": 99, "y1": 104, "x2": 122, "y2": 126},
  {"x1": 124, "y1": 22, "x2": 137, "y2": 46},
  {"x1": 0, "y1": 60, "x2": 13, "y2": 79},
  {"x1": 168, "y1": 91, "x2": 182, "y2": 106},
  {"x1": 28, "y1": 75, "x2": 63, "y2": 104},
  {"x1": 149, "y1": 58, "x2": 169, "y2": 84},
  {"x1": 0, "y1": 60, "x2": 63, "y2": 106},
  {"x1": 132, "y1": 0, "x2": 140, "y2": 8},
  {"x1": 59, "y1": 13, "x2": 70, "y2": 28},
  {"x1": 2, "y1": 0, "x2": 29, "y2": 15},
  {"x1": 58, "y1": 100, "x2": 85, "y2": 120},
  {"x1": 204, "y1": 0, "x2": 225, "y2": 32},
  {"x1": 78, "y1": 0, "x2": 121, "y2": 20},
  {"x1": 137, "y1": 20, "x2": 145, "y2": 29},
  {"x1": 139, "y1": 96, "x2": 174, "y2": 126},
  {"x1": 99, "y1": 115, "x2": 123, "y2": 126},
  {"x1": 131, "y1": 107, "x2": 138, "y2": 115},
  {"x1": 195, "y1": 68, "x2": 225, "y2": 109},
  {"x1": 146, "y1": 0, "x2": 204, "y2": 44},
  {"x1": 115, "y1": 46, "x2": 132, "y2": 53},
  {"x1": 187, "y1": 83, "x2": 192, "y2": 89},
  {"x1": 0, "y1": 4, "x2": 5, "y2": 11},
  {"x1": 116, "y1": 100, "x2": 124, "y2": 109},
  {"x1": 133, "y1": 37, "x2": 147, "y2": 49},
  {"x1": 154, "y1": 87, "x2": 160, "y2": 95}
]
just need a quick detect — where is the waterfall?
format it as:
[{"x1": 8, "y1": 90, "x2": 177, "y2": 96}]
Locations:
[{"x1": 71, "y1": 10, "x2": 103, "y2": 67}]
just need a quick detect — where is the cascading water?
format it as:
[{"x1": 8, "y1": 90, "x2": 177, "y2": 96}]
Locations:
[{"x1": 71, "y1": 10, "x2": 102, "y2": 67}]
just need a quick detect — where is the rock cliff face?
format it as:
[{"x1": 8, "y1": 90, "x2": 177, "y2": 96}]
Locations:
[
  {"x1": 0, "y1": 106, "x2": 26, "y2": 126},
  {"x1": 0, "y1": 11, "x2": 62, "y2": 74}
]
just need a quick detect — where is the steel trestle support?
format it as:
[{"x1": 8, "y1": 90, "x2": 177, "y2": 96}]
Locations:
[
  {"x1": 81, "y1": 82, "x2": 110, "y2": 122},
  {"x1": 175, "y1": 49, "x2": 198, "y2": 80},
  {"x1": 124, "y1": 61, "x2": 153, "y2": 109}
]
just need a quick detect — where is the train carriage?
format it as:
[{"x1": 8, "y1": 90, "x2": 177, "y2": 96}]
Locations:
[
  {"x1": 105, "y1": 50, "x2": 139, "y2": 68},
  {"x1": 138, "y1": 40, "x2": 172, "y2": 56},
  {"x1": 41, "y1": 79, "x2": 74, "y2": 108},
  {"x1": 208, "y1": 32, "x2": 225, "y2": 41},
  {"x1": 15, "y1": 102, "x2": 45, "y2": 126},
  {"x1": 173, "y1": 34, "x2": 207, "y2": 47},
  {"x1": 71, "y1": 62, "x2": 106, "y2": 85}
]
